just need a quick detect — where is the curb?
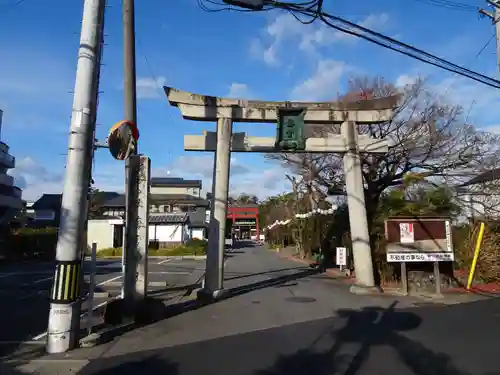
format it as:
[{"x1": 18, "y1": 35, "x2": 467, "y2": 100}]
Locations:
[
  {"x1": 104, "y1": 281, "x2": 168, "y2": 287},
  {"x1": 86, "y1": 255, "x2": 207, "y2": 260},
  {"x1": 279, "y1": 252, "x2": 500, "y2": 298}
]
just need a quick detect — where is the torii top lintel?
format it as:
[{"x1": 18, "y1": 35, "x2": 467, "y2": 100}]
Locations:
[{"x1": 163, "y1": 86, "x2": 401, "y2": 124}]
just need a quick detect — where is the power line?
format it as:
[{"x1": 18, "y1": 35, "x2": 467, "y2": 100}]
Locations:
[
  {"x1": 0, "y1": 0, "x2": 29, "y2": 6},
  {"x1": 407, "y1": 0, "x2": 480, "y2": 12},
  {"x1": 206, "y1": 0, "x2": 500, "y2": 89}
]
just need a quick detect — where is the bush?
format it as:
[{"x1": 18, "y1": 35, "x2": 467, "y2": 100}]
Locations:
[
  {"x1": 7, "y1": 227, "x2": 58, "y2": 260},
  {"x1": 97, "y1": 247, "x2": 122, "y2": 257},
  {"x1": 454, "y1": 222, "x2": 500, "y2": 283},
  {"x1": 96, "y1": 239, "x2": 208, "y2": 258}
]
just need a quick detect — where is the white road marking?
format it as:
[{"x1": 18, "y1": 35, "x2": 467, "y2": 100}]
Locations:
[
  {"x1": 21, "y1": 276, "x2": 52, "y2": 287},
  {"x1": 95, "y1": 261, "x2": 122, "y2": 269},
  {"x1": 0, "y1": 271, "x2": 52, "y2": 278},
  {"x1": 149, "y1": 271, "x2": 189, "y2": 275},
  {"x1": 96, "y1": 275, "x2": 122, "y2": 286},
  {"x1": 18, "y1": 290, "x2": 46, "y2": 300},
  {"x1": 157, "y1": 258, "x2": 172, "y2": 265},
  {"x1": 0, "y1": 340, "x2": 45, "y2": 345}
]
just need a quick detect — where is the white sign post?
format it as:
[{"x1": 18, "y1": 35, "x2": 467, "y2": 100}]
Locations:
[
  {"x1": 87, "y1": 243, "x2": 97, "y2": 335},
  {"x1": 336, "y1": 247, "x2": 347, "y2": 271}
]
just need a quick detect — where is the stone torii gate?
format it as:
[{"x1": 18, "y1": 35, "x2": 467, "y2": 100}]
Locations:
[{"x1": 164, "y1": 86, "x2": 399, "y2": 299}]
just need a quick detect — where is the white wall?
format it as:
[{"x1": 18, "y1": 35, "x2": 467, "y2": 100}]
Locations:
[
  {"x1": 88, "y1": 219, "x2": 189, "y2": 248},
  {"x1": 148, "y1": 223, "x2": 185, "y2": 242},
  {"x1": 87, "y1": 220, "x2": 115, "y2": 250},
  {"x1": 191, "y1": 228, "x2": 205, "y2": 240}
]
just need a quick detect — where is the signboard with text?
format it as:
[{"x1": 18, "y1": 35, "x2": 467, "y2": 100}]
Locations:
[
  {"x1": 385, "y1": 217, "x2": 454, "y2": 263},
  {"x1": 336, "y1": 247, "x2": 347, "y2": 266}
]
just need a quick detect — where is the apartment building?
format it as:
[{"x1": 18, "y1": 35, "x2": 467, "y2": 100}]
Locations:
[{"x1": 0, "y1": 110, "x2": 23, "y2": 226}]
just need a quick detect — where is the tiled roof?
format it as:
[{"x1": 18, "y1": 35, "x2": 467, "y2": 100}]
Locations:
[
  {"x1": 102, "y1": 194, "x2": 209, "y2": 208},
  {"x1": 32, "y1": 194, "x2": 62, "y2": 210},
  {"x1": 91, "y1": 213, "x2": 190, "y2": 224},
  {"x1": 151, "y1": 194, "x2": 210, "y2": 206},
  {"x1": 149, "y1": 213, "x2": 189, "y2": 224},
  {"x1": 151, "y1": 177, "x2": 202, "y2": 188},
  {"x1": 101, "y1": 194, "x2": 126, "y2": 207}
]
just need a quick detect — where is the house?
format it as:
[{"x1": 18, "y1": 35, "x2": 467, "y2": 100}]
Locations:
[
  {"x1": 87, "y1": 177, "x2": 210, "y2": 250},
  {"x1": 0, "y1": 109, "x2": 23, "y2": 227},
  {"x1": 31, "y1": 194, "x2": 62, "y2": 227},
  {"x1": 30, "y1": 191, "x2": 120, "y2": 228},
  {"x1": 455, "y1": 168, "x2": 500, "y2": 221}
]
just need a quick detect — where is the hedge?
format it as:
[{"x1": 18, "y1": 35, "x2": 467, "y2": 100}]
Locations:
[
  {"x1": 2, "y1": 227, "x2": 58, "y2": 260},
  {"x1": 96, "y1": 239, "x2": 208, "y2": 258}
]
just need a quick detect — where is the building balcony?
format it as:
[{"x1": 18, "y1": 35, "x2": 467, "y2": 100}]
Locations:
[
  {"x1": 0, "y1": 194, "x2": 22, "y2": 210},
  {"x1": 0, "y1": 150, "x2": 15, "y2": 169},
  {"x1": 12, "y1": 186, "x2": 21, "y2": 198},
  {"x1": 0, "y1": 173, "x2": 14, "y2": 187},
  {"x1": 0, "y1": 141, "x2": 9, "y2": 154}
]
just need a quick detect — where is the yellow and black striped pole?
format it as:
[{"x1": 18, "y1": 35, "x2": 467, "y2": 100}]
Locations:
[{"x1": 50, "y1": 261, "x2": 82, "y2": 304}]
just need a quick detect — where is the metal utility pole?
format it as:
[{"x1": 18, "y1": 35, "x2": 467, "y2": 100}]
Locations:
[
  {"x1": 480, "y1": 0, "x2": 500, "y2": 72},
  {"x1": 122, "y1": 0, "x2": 149, "y2": 314},
  {"x1": 46, "y1": 0, "x2": 106, "y2": 354}
]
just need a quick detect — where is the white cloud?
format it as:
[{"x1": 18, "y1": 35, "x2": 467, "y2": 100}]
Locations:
[
  {"x1": 10, "y1": 156, "x2": 125, "y2": 201},
  {"x1": 395, "y1": 74, "x2": 418, "y2": 88},
  {"x1": 429, "y1": 75, "x2": 500, "y2": 128},
  {"x1": 252, "y1": 12, "x2": 390, "y2": 66},
  {"x1": 290, "y1": 60, "x2": 348, "y2": 101},
  {"x1": 135, "y1": 76, "x2": 167, "y2": 99},
  {"x1": 13, "y1": 153, "x2": 291, "y2": 202},
  {"x1": 9, "y1": 157, "x2": 64, "y2": 201},
  {"x1": 155, "y1": 155, "x2": 291, "y2": 199},
  {"x1": 393, "y1": 69, "x2": 500, "y2": 133},
  {"x1": 227, "y1": 83, "x2": 251, "y2": 98}
]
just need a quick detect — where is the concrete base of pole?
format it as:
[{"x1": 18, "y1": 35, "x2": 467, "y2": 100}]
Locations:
[
  {"x1": 46, "y1": 301, "x2": 82, "y2": 354},
  {"x1": 349, "y1": 284, "x2": 383, "y2": 295},
  {"x1": 196, "y1": 287, "x2": 226, "y2": 303}
]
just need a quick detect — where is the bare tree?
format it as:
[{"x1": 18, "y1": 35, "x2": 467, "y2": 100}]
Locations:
[{"x1": 268, "y1": 76, "x2": 500, "y2": 235}]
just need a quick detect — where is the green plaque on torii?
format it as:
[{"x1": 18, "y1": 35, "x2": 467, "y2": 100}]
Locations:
[{"x1": 275, "y1": 108, "x2": 306, "y2": 151}]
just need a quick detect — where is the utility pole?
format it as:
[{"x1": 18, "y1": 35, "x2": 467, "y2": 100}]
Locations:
[
  {"x1": 46, "y1": 0, "x2": 106, "y2": 353},
  {"x1": 122, "y1": 0, "x2": 149, "y2": 314},
  {"x1": 480, "y1": 0, "x2": 500, "y2": 72}
]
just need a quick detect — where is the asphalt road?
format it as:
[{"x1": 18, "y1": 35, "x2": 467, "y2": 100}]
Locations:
[
  {"x1": 0, "y1": 257, "x2": 205, "y2": 349},
  {"x1": 74, "y1": 244, "x2": 500, "y2": 375}
]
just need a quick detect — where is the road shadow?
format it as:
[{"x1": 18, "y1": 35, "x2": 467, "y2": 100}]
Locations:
[
  {"x1": 77, "y1": 351, "x2": 179, "y2": 375},
  {"x1": 254, "y1": 302, "x2": 500, "y2": 375},
  {"x1": 222, "y1": 268, "x2": 320, "y2": 298},
  {"x1": 99, "y1": 267, "x2": 320, "y2": 345},
  {"x1": 224, "y1": 266, "x2": 310, "y2": 282},
  {"x1": 0, "y1": 279, "x2": 105, "y2": 362}
]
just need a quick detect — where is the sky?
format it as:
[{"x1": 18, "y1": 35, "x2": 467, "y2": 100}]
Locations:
[{"x1": 1, "y1": 0, "x2": 500, "y2": 201}]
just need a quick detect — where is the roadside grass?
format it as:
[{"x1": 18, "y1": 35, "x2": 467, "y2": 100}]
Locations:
[{"x1": 96, "y1": 239, "x2": 208, "y2": 258}]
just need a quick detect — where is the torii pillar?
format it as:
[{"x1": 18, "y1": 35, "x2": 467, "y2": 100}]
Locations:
[{"x1": 164, "y1": 86, "x2": 400, "y2": 299}]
